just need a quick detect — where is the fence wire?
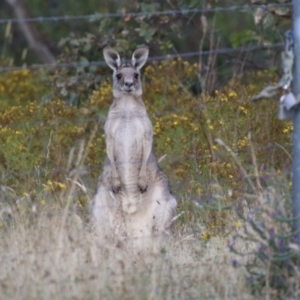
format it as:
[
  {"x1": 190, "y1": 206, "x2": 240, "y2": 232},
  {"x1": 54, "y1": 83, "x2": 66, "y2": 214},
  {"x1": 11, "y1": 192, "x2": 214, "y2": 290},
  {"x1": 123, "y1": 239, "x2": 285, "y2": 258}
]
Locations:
[
  {"x1": 0, "y1": 43, "x2": 283, "y2": 72},
  {"x1": 0, "y1": 3, "x2": 292, "y2": 223},
  {"x1": 0, "y1": 3, "x2": 292, "y2": 24}
]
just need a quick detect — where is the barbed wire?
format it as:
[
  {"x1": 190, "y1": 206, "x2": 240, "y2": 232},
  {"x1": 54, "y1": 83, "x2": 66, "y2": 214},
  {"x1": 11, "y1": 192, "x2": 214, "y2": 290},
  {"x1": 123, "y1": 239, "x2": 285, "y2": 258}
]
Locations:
[
  {"x1": 0, "y1": 5, "x2": 290, "y2": 193},
  {"x1": 0, "y1": 43, "x2": 284, "y2": 73},
  {"x1": 0, "y1": 3, "x2": 292, "y2": 25},
  {"x1": 0, "y1": 3, "x2": 292, "y2": 279}
]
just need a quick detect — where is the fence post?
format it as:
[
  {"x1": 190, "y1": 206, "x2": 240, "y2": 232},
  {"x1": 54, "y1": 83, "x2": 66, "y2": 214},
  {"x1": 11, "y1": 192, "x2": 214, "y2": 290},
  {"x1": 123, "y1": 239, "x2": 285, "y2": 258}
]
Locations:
[{"x1": 292, "y1": 0, "x2": 300, "y2": 240}]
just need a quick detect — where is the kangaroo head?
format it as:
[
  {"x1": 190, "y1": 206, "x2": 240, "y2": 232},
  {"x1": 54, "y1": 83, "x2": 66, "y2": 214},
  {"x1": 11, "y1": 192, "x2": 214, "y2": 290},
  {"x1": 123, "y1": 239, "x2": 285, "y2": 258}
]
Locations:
[{"x1": 103, "y1": 47, "x2": 149, "y2": 97}]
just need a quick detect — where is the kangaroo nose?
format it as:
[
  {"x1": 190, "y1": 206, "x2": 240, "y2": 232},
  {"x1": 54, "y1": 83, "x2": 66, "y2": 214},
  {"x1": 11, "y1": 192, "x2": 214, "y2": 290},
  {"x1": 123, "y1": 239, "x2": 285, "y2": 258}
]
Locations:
[{"x1": 125, "y1": 81, "x2": 133, "y2": 88}]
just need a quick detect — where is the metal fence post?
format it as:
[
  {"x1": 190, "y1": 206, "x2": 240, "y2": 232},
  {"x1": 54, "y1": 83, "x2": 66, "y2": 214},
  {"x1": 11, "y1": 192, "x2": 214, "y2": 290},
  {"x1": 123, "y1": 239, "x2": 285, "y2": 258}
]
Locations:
[{"x1": 292, "y1": 0, "x2": 300, "y2": 240}]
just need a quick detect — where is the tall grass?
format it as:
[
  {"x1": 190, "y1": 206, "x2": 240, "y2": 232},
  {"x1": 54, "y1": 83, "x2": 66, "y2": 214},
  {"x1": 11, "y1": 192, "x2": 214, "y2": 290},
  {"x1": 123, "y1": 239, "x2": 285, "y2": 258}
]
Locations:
[
  {"x1": 1, "y1": 161, "x2": 298, "y2": 299},
  {"x1": 0, "y1": 207, "x2": 252, "y2": 300}
]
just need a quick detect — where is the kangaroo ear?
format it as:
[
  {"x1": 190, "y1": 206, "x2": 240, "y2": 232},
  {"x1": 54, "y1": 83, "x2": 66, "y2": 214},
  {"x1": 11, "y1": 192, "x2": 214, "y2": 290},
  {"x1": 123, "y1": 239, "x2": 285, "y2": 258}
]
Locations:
[
  {"x1": 103, "y1": 47, "x2": 121, "y2": 71},
  {"x1": 132, "y1": 47, "x2": 149, "y2": 70}
]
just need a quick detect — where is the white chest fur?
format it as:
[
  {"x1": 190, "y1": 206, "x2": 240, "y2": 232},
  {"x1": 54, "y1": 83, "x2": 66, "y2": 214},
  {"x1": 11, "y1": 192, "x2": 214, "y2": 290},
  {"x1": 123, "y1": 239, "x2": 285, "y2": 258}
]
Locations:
[{"x1": 105, "y1": 97, "x2": 151, "y2": 172}]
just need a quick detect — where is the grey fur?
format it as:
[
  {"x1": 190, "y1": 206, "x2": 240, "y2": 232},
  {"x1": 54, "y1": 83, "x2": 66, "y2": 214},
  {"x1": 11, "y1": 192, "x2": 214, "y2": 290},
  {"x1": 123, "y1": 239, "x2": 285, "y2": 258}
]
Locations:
[{"x1": 92, "y1": 47, "x2": 177, "y2": 252}]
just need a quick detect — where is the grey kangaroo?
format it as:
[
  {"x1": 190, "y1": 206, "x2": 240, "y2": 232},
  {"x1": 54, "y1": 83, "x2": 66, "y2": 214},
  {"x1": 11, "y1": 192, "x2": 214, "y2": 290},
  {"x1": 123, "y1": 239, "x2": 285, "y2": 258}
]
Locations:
[{"x1": 92, "y1": 47, "x2": 177, "y2": 251}]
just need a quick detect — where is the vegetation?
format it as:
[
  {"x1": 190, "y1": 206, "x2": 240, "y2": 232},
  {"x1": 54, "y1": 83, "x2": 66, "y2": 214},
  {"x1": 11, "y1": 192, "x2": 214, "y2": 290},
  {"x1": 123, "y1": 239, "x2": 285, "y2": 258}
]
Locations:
[
  {"x1": 0, "y1": 210, "x2": 251, "y2": 300},
  {"x1": 0, "y1": 57, "x2": 297, "y2": 297},
  {"x1": 1, "y1": 0, "x2": 292, "y2": 89},
  {"x1": 0, "y1": 0, "x2": 299, "y2": 298},
  {"x1": 0, "y1": 60, "x2": 292, "y2": 207}
]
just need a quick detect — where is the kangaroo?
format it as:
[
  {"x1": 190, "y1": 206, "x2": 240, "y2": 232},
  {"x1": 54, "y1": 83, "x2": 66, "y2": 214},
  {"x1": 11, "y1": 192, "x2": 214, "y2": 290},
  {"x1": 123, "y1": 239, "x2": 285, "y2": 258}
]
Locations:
[{"x1": 92, "y1": 47, "x2": 177, "y2": 251}]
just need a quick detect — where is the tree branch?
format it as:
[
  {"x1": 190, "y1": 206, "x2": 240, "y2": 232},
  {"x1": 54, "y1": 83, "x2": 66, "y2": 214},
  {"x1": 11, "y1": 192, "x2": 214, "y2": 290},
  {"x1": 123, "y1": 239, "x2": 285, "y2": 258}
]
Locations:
[{"x1": 5, "y1": 0, "x2": 56, "y2": 64}]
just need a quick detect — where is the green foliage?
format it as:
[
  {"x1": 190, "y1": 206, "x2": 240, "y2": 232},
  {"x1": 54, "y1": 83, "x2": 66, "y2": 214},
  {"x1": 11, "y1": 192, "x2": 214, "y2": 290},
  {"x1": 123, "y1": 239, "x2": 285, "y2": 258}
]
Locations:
[
  {"x1": 50, "y1": 33, "x2": 106, "y2": 106},
  {"x1": 1, "y1": 0, "x2": 292, "y2": 99},
  {"x1": 229, "y1": 30, "x2": 260, "y2": 48}
]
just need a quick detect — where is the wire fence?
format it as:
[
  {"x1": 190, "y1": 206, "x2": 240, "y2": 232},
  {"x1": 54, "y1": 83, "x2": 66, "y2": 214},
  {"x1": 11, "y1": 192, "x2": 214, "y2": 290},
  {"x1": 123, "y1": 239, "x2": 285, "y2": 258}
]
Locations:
[
  {"x1": 0, "y1": 3, "x2": 292, "y2": 24},
  {"x1": 0, "y1": 5, "x2": 297, "y2": 298},
  {"x1": 0, "y1": 3, "x2": 292, "y2": 204},
  {"x1": 0, "y1": 43, "x2": 284, "y2": 72}
]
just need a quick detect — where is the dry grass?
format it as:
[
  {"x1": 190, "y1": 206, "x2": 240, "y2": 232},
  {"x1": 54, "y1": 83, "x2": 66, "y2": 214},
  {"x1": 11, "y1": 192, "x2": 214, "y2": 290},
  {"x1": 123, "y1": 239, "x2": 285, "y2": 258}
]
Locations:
[
  {"x1": 0, "y1": 207, "x2": 254, "y2": 300},
  {"x1": 0, "y1": 121, "x2": 294, "y2": 299}
]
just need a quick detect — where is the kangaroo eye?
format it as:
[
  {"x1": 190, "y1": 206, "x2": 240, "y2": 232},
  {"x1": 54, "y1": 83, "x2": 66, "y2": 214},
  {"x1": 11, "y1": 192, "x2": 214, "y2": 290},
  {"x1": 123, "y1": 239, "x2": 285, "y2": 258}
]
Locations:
[
  {"x1": 116, "y1": 74, "x2": 122, "y2": 80},
  {"x1": 134, "y1": 73, "x2": 139, "y2": 79}
]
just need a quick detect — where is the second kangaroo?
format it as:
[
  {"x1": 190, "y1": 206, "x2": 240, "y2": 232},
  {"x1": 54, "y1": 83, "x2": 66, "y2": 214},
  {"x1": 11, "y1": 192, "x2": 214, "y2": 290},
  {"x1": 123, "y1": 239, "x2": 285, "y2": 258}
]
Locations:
[{"x1": 92, "y1": 47, "x2": 177, "y2": 251}]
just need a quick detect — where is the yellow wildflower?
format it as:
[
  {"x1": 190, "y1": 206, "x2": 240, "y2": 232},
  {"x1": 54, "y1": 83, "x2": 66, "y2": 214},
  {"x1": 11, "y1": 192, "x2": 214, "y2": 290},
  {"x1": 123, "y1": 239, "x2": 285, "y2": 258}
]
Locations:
[
  {"x1": 235, "y1": 220, "x2": 242, "y2": 228},
  {"x1": 202, "y1": 231, "x2": 211, "y2": 241}
]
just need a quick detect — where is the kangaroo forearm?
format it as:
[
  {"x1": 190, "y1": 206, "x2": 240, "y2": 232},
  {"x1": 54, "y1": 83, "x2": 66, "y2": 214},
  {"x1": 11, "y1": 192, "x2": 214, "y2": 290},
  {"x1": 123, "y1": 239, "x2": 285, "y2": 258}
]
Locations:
[
  {"x1": 139, "y1": 144, "x2": 152, "y2": 176},
  {"x1": 106, "y1": 141, "x2": 118, "y2": 177}
]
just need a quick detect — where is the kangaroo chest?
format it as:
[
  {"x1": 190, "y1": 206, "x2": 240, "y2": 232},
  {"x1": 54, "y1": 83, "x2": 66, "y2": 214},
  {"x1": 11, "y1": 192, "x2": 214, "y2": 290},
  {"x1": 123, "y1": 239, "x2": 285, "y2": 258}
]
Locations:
[
  {"x1": 106, "y1": 104, "x2": 151, "y2": 164},
  {"x1": 115, "y1": 113, "x2": 145, "y2": 154}
]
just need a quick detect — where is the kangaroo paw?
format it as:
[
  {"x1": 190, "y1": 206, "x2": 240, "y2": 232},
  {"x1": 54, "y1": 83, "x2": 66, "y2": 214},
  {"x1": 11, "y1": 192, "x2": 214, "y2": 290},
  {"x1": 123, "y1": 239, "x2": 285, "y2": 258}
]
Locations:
[
  {"x1": 138, "y1": 177, "x2": 148, "y2": 193},
  {"x1": 112, "y1": 177, "x2": 121, "y2": 193},
  {"x1": 112, "y1": 185, "x2": 121, "y2": 193}
]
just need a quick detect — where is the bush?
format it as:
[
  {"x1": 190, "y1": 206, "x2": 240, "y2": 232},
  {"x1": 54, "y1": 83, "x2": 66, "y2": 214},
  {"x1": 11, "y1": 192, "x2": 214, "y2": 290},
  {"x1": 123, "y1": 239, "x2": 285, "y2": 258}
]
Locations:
[
  {"x1": 0, "y1": 59, "x2": 293, "y2": 223},
  {"x1": 229, "y1": 170, "x2": 299, "y2": 298}
]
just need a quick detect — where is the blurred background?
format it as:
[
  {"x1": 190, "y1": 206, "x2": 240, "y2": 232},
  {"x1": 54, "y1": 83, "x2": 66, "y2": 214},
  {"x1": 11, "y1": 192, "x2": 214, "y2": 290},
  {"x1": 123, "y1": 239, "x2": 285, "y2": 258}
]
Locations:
[
  {"x1": 0, "y1": 2, "x2": 298, "y2": 298},
  {"x1": 0, "y1": 0, "x2": 293, "y2": 224},
  {"x1": 1, "y1": 0, "x2": 291, "y2": 85}
]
